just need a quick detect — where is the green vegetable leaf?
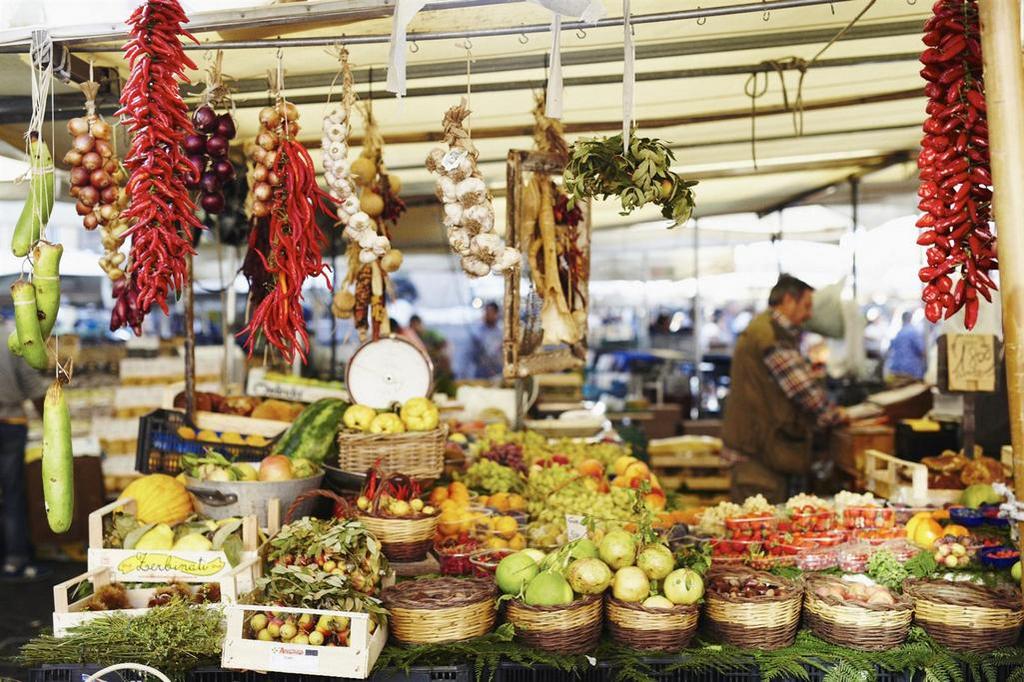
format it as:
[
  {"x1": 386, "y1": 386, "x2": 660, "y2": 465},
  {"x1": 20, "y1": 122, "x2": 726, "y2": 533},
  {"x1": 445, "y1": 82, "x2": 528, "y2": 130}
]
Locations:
[
  {"x1": 221, "y1": 533, "x2": 243, "y2": 567},
  {"x1": 122, "y1": 522, "x2": 156, "y2": 550},
  {"x1": 211, "y1": 519, "x2": 243, "y2": 550}
]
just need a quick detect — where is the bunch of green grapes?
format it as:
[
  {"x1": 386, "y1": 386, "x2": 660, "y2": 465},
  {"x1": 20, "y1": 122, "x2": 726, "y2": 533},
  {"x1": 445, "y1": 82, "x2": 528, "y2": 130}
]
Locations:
[
  {"x1": 459, "y1": 459, "x2": 524, "y2": 493},
  {"x1": 526, "y1": 466, "x2": 638, "y2": 526}
]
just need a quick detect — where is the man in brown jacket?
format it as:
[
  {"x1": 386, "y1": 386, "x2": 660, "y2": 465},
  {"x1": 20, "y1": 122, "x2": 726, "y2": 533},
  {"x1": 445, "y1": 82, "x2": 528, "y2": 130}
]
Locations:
[{"x1": 723, "y1": 275, "x2": 847, "y2": 503}]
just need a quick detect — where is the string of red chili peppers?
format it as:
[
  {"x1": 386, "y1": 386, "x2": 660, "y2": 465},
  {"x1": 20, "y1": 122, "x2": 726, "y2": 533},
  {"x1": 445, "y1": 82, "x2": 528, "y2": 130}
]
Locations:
[
  {"x1": 916, "y1": 0, "x2": 997, "y2": 330},
  {"x1": 239, "y1": 134, "x2": 334, "y2": 364},
  {"x1": 114, "y1": 0, "x2": 202, "y2": 332}
]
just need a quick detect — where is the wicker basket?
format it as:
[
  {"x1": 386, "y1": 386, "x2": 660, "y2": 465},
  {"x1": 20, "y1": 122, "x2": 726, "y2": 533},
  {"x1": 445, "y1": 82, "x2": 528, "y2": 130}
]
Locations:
[
  {"x1": 605, "y1": 596, "x2": 699, "y2": 651},
  {"x1": 338, "y1": 425, "x2": 447, "y2": 480},
  {"x1": 383, "y1": 577, "x2": 497, "y2": 644},
  {"x1": 704, "y1": 568, "x2": 803, "y2": 650},
  {"x1": 905, "y1": 579, "x2": 1024, "y2": 652},
  {"x1": 358, "y1": 513, "x2": 438, "y2": 562},
  {"x1": 803, "y1": 576, "x2": 914, "y2": 651},
  {"x1": 505, "y1": 594, "x2": 603, "y2": 654}
]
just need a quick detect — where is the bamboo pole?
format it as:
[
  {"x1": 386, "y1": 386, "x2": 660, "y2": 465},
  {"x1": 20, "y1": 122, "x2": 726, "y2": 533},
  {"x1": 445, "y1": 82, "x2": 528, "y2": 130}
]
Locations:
[{"x1": 978, "y1": 0, "x2": 1024, "y2": 589}]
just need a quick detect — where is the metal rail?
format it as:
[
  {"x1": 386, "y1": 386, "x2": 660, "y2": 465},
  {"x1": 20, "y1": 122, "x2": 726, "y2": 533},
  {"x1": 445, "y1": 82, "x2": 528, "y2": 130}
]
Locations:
[{"x1": 58, "y1": 0, "x2": 858, "y2": 52}]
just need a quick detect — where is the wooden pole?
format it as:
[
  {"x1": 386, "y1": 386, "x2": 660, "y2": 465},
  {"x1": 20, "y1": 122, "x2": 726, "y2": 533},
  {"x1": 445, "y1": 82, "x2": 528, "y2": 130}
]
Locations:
[
  {"x1": 184, "y1": 252, "x2": 196, "y2": 424},
  {"x1": 978, "y1": 0, "x2": 1024, "y2": 586}
]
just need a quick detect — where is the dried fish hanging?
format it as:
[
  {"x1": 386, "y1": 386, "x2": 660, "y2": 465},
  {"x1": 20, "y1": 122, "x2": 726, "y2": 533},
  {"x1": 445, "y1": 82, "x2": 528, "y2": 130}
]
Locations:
[
  {"x1": 522, "y1": 94, "x2": 586, "y2": 346},
  {"x1": 329, "y1": 60, "x2": 406, "y2": 341},
  {"x1": 426, "y1": 99, "x2": 520, "y2": 277}
]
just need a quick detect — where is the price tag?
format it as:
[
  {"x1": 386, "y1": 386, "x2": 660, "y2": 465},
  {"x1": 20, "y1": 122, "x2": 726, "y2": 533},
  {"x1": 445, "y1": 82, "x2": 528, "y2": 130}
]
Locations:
[
  {"x1": 565, "y1": 514, "x2": 587, "y2": 541},
  {"x1": 441, "y1": 149, "x2": 468, "y2": 171},
  {"x1": 269, "y1": 645, "x2": 320, "y2": 675},
  {"x1": 944, "y1": 333, "x2": 997, "y2": 392}
]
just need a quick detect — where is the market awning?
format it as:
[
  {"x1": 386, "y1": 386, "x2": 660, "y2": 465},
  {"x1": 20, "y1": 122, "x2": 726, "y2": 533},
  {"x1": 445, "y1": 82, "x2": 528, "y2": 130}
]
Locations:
[{"x1": 0, "y1": 0, "x2": 928, "y2": 250}]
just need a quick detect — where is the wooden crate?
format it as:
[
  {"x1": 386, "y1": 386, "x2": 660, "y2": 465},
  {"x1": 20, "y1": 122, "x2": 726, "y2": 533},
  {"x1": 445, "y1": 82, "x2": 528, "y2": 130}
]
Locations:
[
  {"x1": 222, "y1": 604, "x2": 386, "y2": 679},
  {"x1": 830, "y1": 425, "x2": 895, "y2": 485},
  {"x1": 87, "y1": 498, "x2": 259, "y2": 582},
  {"x1": 52, "y1": 556, "x2": 258, "y2": 637},
  {"x1": 862, "y1": 449, "x2": 962, "y2": 506}
]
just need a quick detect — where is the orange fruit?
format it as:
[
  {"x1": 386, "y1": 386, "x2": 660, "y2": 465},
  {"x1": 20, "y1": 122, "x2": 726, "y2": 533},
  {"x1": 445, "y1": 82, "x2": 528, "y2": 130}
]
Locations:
[
  {"x1": 931, "y1": 509, "x2": 950, "y2": 521},
  {"x1": 489, "y1": 492, "x2": 510, "y2": 512},
  {"x1": 438, "y1": 511, "x2": 461, "y2": 536},
  {"x1": 448, "y1": 481, "x2": 468, "y2": 496},
  {"x1": 508, "y1": 533, "x2": 526, "y2": 550},
  {"x1": 495, "y1": 516, "x2": 519, "y2": 540},
  {"x1": 614, "y1": 456, "x2": 639, "y2": 477},
  {"x1": 486, "y1": 536, "x2": 509, "y2": 549},
  {"x1": 429, "y1": 487, "x2": 449, "y2": 506}
]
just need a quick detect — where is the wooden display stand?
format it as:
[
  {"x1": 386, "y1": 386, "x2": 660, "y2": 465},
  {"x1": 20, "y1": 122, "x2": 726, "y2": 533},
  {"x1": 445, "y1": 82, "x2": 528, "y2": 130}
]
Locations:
[
  {"x1": 87, "y1": 498, "x2": 259, "y2": 582},
  {"x1": 222, "y1": 604, "x2": 387, "y2": 679},
  {"x1": 648, "y1": 435, "x2": 731, "y2": 496},
  {"x1": 52, "y1": 556, "x2": 258, "y2": 637},
  {"x1": 830, "y1": 424, "x2": 895, "y2": 488}
]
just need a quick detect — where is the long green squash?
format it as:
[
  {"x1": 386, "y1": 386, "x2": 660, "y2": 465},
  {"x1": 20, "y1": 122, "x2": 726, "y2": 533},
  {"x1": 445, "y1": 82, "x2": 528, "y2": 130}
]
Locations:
[{"x1": 42, "y1": 379, "x2": 74, "y2": 533}]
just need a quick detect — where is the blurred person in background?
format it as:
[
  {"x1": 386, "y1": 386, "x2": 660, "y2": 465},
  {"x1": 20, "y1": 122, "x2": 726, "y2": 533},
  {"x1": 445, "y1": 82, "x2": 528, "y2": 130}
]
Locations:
[
  {"x1": 723, "y1": 274, "x2": 848, "y2": 504},
  {"x1": 0, "y1": 319, "x2": 49, "y2": 580},
  {"x1": 410, "y1": 315, "x2": 456, "y2": 396},
  {"x1": 885, "y1": 310, "x2": 927, "y2": 384},
  {"x1": 464, "y1": 302, "x2": 504, "y2": 381}
]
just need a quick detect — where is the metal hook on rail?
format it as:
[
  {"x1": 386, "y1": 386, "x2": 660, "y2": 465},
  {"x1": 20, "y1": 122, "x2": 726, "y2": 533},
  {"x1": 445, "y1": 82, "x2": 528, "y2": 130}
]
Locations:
[
  {"x1": 829, "y1": 1, "x2": 836, "y2": 13},
  {"x1": 696, "y1": 8, "x2": 707, "y2": 25},
  {"x1": 410, "y1": 40, "x2": 419, "y2": 52},
  {"x1": 458, "y1": 38, "x2": 473, "y2": 51},
  {"x1": 762, "y1": 0, "x2": 771, "y2": 21},
  {"x1": 576, "y1": 28, "x2": 587, "y2": 40},
  {"x1": 518, "y1": 33, "x2": 529, "y2": 44}
]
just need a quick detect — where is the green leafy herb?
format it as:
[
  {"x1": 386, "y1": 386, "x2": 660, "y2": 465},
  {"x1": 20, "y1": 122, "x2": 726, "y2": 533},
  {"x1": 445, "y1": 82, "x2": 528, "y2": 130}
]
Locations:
[
  {"x1": 564, "y1": 133, "x2": 697, "y2": 225},
  {"x1": 866, "y1": 550, "x2": 908, "y2": 591},
  {"x1": 905, "y1": 550, "x2": 939, "y2": 579},
  {"x1": 17, "y1": 601, "x2": 223, "y2": 682}
]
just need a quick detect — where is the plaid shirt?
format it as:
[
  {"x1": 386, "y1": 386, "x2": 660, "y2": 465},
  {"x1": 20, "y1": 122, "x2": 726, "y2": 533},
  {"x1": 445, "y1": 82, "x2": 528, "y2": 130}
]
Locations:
[{"x1": 763, "y1": 312, "x2": 842, "y2": 428}]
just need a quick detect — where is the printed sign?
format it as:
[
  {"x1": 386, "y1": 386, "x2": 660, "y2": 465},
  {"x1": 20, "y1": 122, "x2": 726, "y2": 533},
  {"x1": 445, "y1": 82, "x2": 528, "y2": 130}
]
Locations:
[
  {"x1": 565, "y1": 514, "x2": 587, "y2": 542},
  {"x1": 270, "y1": 645, "x2": 320, "y2": 675}
]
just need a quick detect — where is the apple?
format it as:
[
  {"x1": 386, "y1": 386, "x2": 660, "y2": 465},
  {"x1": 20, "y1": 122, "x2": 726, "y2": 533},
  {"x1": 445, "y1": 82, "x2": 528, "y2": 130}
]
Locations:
[
  {"x1": 259, "y1": 455, "x2": 293, "y2": 482},
  {"x1": 1012, "y1": 561, "x2": 1021, "y2": 582},
  {"x1": 663, "y1": 568, "x2": 704, "y2": 605}
]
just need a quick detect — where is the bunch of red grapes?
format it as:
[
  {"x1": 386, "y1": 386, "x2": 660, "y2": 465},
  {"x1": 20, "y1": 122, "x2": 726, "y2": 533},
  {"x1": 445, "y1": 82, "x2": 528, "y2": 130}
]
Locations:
[
  {"x1": 185, "y1": 104, "x2": 236, "y2": 214},
  {"x1": 482, "y1": 443, "x2": 526, "y2": 473}
]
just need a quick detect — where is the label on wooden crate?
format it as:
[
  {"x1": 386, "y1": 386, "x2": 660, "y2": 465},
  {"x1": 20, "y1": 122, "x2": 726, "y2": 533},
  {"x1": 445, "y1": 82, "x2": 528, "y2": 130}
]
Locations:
[
  {"x1": 270, "y1": 644, "x2": 320, "y2": 674},
  {"x1": 89, "y1": 548, "x2": 237, "y2": 581}
]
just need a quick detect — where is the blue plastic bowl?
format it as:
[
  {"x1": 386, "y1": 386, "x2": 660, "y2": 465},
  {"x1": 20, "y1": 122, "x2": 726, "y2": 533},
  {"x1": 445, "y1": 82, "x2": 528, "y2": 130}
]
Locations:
[
  {"x1": 978, "y1": 546, "x2": 1020, "y2": 570},
  {"x1": 980, "y1": 504, "x2": 1010, "y2": 527},
  {"x1": 949, "y1": 506, "x2": 985, "y2": 527}
]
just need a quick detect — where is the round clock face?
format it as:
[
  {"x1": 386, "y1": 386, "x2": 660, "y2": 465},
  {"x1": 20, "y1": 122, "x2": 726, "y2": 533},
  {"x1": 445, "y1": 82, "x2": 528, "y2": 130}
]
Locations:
[{"x1": 346, "y1": 336, "x2": 433, "y2": 408}]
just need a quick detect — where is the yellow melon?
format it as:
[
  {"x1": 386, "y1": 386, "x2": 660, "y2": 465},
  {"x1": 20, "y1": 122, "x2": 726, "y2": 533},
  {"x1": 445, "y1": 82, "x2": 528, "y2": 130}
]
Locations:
[{"x1": 119, "y1": 474, "x2": 193, "y2": 526}]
